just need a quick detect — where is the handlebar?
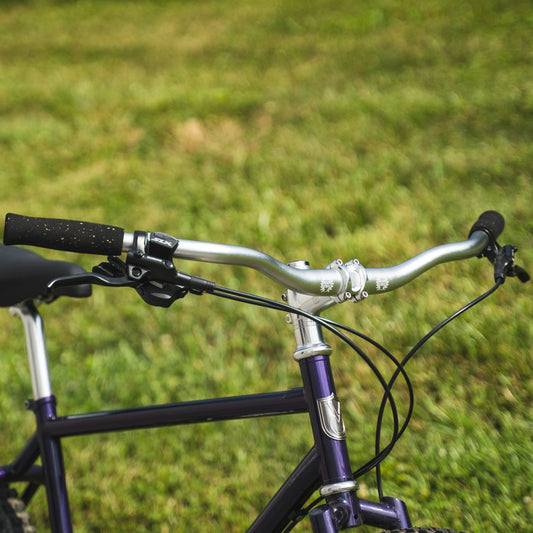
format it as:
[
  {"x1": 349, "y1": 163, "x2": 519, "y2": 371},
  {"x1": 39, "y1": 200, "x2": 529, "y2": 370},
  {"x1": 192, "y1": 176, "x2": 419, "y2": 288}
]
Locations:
[
  {"x1": 3, "y1": 211, "x2": 508, "y2": 299},
  {"x1": 165, "y1": 233, "x2": 489, "y2": 297}
]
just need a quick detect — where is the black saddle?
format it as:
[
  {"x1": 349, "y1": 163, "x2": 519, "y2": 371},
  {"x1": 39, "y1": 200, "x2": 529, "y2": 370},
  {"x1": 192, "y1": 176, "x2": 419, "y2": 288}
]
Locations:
[{"x1": 0, "y1": 245, "x2": 91, "y2": 307}]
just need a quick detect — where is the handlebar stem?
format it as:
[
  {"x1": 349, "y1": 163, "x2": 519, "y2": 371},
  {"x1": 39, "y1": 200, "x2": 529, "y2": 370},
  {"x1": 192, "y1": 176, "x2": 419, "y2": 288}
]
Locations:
[{"x1": 285, "y1": 261, "x2": 334, "y2": 360}]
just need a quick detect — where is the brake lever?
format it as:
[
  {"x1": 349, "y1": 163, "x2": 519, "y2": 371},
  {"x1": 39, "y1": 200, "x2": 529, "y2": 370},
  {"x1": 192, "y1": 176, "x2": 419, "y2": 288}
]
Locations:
[
  {"x1": 47, "y1": 271, "x2": 137, "y2": 291},
  {"x1": 47, "y1": 256, "x2": 143, "y2": 293},
  {"x1": 493, "y1": 244, "x2": 530, "y2": 284},
  {"x1": 48, "y1": 254, "x2": 215, "y2": 308},
  {"x1": 513, "y1": 264, "x2": 531, "y2": 283},
  {"x1": 46, "y1": 258, "x2": 188, "y2": 308}
]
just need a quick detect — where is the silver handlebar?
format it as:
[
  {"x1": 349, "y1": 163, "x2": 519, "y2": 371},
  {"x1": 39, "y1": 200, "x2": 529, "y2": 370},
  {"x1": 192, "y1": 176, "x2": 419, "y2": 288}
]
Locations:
[
  {"x1": 124, "y1": 230, "x2": 489, "y2": 300},
  {"x1": 364, "y1": 231, "x2": 488, "y2": 294}
]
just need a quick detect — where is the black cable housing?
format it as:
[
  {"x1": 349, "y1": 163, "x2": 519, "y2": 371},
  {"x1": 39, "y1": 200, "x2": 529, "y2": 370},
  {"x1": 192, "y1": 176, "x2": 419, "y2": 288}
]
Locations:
[{"x1": 209, "y1": 280, "x2": 503, "y2": 532}]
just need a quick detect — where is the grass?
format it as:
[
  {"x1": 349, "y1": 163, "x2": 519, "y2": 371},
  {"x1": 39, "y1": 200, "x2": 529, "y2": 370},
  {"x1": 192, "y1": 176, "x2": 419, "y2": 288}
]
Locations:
[{"x1": 0, "y1": 0, "x2": 532, "y2": 531}]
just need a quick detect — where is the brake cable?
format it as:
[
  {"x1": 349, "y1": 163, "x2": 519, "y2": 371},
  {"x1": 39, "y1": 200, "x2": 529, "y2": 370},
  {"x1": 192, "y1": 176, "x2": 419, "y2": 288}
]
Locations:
[
  {"x1": 280, "y1": 279, "x2": 504, "y2": 532},
  {"x1": 373, "y1": 278, "x2": 504, "y2": 500},
  {"x1": 210, "y1": 285, "x2": 405, "y2": 450}
]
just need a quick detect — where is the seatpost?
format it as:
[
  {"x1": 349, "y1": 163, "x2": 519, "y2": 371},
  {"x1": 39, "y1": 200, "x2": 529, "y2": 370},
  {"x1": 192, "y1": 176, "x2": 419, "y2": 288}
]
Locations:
[
  {"x1": 10, "y1": 302, "x2": 53, "y2": 400},
  {"x1": 10, "y1": 302, "x2": 74, "y2": 533},
  {"x1": 285, "y1": 261, "x2": 362, "y2": 531}
]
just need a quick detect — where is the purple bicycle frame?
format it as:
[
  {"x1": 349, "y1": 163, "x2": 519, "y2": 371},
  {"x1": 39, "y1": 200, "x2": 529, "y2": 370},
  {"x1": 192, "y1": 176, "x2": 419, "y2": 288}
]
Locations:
[{"x1": 0, "y1": 302, "x2": 412, "y2": 532}]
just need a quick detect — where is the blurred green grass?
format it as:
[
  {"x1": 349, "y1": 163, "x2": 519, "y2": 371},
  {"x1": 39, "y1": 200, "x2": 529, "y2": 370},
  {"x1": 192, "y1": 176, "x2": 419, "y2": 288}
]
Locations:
[{"x1": 0, "y1": 0, "x2": 531, "y2": 531}]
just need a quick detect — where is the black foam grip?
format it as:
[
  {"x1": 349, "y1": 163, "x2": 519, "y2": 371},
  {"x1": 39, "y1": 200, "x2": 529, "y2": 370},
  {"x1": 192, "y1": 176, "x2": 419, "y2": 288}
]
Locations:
[
  {"x1": 4, "y1": 213, "x2": 124, "y2": 255},
  {"x1": 469, "y1": 211, "x2": 505, "y2": 241}
]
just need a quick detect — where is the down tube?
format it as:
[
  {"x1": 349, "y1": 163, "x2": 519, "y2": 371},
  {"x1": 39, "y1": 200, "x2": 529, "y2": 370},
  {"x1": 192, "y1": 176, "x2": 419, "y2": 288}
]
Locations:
[{"x1": 247, "y1": 446, "x2": 322, "y2": 533}]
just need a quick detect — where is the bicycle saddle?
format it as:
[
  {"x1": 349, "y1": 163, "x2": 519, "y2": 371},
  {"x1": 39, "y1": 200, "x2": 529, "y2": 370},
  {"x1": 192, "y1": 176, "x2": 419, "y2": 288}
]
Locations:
[{"x1": 0, "y1": 245, "x2": 91, "y2": 307}]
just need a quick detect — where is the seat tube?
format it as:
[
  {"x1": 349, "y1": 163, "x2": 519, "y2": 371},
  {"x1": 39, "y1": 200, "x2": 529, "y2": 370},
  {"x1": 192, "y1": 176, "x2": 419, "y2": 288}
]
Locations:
[
  {"x1": 11, "y1": 302, "x2": 73, "y2": 533},
  {"x1": 285, "y1": 263, "x2": 362, "y2": 530}
]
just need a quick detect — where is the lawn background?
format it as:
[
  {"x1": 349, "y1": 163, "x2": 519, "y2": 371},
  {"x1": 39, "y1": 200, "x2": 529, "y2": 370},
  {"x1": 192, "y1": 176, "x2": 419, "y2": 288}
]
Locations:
[{"x1": 0, "y1": 1, "x2": 532, "y2": 531}]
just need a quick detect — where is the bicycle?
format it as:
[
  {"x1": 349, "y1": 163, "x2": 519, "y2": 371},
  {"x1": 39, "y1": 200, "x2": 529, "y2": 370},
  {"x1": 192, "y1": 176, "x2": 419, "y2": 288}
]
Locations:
[{"x1": 0, "y1": 211, "x2": 529, "y2": 532}]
